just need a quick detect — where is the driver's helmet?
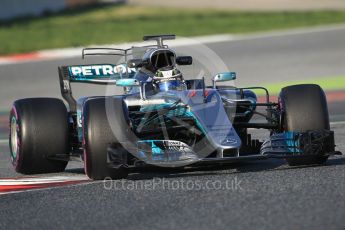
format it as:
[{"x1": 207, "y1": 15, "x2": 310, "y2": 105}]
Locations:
[{"x1": 154, "y1": 68, "x2": 185, "y2": 91}]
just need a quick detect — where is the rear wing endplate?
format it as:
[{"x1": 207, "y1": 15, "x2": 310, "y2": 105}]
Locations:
[{"x1": 58, "y1": 64, "x2": 137, "y2": 112}]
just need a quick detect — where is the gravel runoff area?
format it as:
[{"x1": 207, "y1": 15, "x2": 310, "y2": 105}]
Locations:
[{"x1": 128, "y1": 0, "x2": 345, "y2": 11}]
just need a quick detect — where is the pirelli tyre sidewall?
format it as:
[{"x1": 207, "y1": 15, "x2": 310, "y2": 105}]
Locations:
[
  {"x1": 9, "y1": 98, "x2": 69, "y2": 174},
  {"x1": 279, "y1": 84, "x2": 330, "y2": 166}
]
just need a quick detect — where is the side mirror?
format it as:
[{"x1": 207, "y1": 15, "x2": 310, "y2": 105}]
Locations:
[
  {"x1": 116, "y1": 78, "x2": 140, "y2": 87},
  {"x1": 176, "y1": 56, "x2": 193, "y2": 65},
  {"x1": 212, "y1": 72, "x2": 236, "y2": 88},
  {"x1": 127, "y1": 59, "x2": 148, "y2": 68}
]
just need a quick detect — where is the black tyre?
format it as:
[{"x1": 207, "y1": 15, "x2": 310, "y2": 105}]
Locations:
[
  {"x1": 279, "y1": 84, "x2": 330, "y2": 166},
  {"x1": 9, "y1": 98, "x2": 69, "y2": 174},
  {"x1": 83, "y1": 97, "x2": 129, "y2": 180}
]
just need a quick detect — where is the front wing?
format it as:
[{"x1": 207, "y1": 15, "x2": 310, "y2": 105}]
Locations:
[{"x1": 106, "y1": 130, "x2": 340, "y2": 168}]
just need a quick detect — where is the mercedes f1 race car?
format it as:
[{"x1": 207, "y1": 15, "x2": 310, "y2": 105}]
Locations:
[{"x1": 9, "y1": 35, "x2": 340, "y2": 180}]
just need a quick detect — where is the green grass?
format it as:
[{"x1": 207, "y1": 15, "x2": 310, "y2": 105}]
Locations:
[
  {"x1": 2, "y1": 5, "x2": 345, "y2": 54},
  {"x1": 254, "y1": 76, "x2": 345, "y2": 96}
]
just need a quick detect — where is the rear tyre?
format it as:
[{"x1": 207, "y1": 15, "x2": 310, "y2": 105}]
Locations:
[
  {"x1": 83, "y1": 97, "x2": 129, "y2": 180},
  {"x1": 9, "y1": 98, "x2": 69, "y2": 174},
  {"x1": 279, "y1": 84, "x2": 330, "y2": 166}
]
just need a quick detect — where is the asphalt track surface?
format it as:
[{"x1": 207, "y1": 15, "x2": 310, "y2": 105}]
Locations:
[
  {"x1": 0, "y1": 124, "x2": 344, "y2": 230},
  {"x1": 0, "y1": 27, "x2": 345, "y2": 229}
]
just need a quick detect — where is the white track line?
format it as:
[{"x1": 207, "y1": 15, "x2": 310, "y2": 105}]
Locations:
[
  {"x1": 0, "y1": 175, "x2": 89, "y2": 185},
  {"x1": 0, "y1": 139, "x2": 7, "y2": 144},
  {"x1": 331, "y1": 121, "x2": 345, "y2": 125},
  {"x1": 0, "y1": 175, "x2": 93, "y2": 195}
]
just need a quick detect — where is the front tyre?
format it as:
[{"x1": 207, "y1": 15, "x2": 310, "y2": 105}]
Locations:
[
  {"x1": 83, "y1": 97, "x2": 129, "y2": 180},
  {"x1": 9, "y1": 98, "x2": 69, "y2": 174},
  {"x1": 279, "y1": 84, "x2": 331, "y2": 166}
]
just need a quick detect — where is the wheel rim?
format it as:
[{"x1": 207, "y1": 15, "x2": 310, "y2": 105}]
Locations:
[{"x1": 10, "y1": 116, "x2": 18, "y2": 161}]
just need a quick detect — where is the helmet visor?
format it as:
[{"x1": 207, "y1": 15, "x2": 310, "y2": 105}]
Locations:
[{"x1": 158, "y1": 80, "x2": 185, "y2": 91}]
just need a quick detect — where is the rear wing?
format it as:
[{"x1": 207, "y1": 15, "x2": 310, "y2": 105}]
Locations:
[
  {"x1": 58, "y1": 43, "x2": 164, "y2": 112},
  {"x1": 58, "y1": 64, "x2": 137, "y2": 112}
]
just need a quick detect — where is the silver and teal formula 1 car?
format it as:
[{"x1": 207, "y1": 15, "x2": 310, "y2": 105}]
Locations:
[{"x1": 9, "y1": 35, "x2": 340, "y2": 179}]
